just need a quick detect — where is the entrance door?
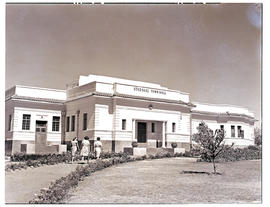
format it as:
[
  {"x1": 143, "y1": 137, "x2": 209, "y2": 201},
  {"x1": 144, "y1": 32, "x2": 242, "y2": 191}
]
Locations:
[
  {"x1": 137, "y1": 122, "x2": 147, "y2": 143},
  {"x1": 35, "y1": 121, "x2": 47, "y2": 145}
]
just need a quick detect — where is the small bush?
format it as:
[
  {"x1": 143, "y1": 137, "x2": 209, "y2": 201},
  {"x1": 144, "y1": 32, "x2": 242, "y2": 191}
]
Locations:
[
  {"x1": 132, "y1": 141, "x2": 138, "y2": 148},
  {"x1": 171, "y1": 142, "x2": 177, "y2": 148}
]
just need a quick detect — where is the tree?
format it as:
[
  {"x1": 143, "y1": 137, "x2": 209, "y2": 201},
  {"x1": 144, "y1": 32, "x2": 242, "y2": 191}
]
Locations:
[
  {"x1": 193, "y1": 121, "x2": 234, "y2": 174},
  {"x1": 254, "y1": 127, "x2": 262, "y2": 146}
]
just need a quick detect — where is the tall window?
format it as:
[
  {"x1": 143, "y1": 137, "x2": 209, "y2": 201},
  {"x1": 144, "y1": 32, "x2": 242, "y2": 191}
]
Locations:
[
  {"x1": 151, "y1": 123, "x2": 155, "y2": 133},
  {"x1": 22, "y1": 114, "x2": 31, "y2": 130},
  {"x1": 8, "y1": 114, "x2": 12, "y2": 131},
  {"x1": 231, "y1": 125, "x2": 235, "y2": 137},
  {"x1": 172, "y1": 122, "x2": 176, "y2": 133},
  {"x1": 122, "y1": 119, "x2": 126, "y2": 130},
  {"x1": 83, "y1": 113, "x2": 87, "y2": 130},
  {"x1": 237, "y1": 126, "x2": 242, "y2": 138},
  {"x1": 71, "y1": 115, "x2": 75, "y2": 131},
  {"x1": 52, "y1": 116, "x2": 60, "y2": 131},
  {"x1": 66, "y1": 116, "x2": 70, "y2": 132}
]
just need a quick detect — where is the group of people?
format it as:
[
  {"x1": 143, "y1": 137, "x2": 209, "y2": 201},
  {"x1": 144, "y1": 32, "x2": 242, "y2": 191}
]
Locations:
[{"x1": 71, "y1": 136, "x2": 102, "y2": 163}]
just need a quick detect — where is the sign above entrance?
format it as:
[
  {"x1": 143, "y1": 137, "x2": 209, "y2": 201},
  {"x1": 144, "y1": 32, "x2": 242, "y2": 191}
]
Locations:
[{"x1": 115, "y1": 83, "x2": 190, "y2": 103}]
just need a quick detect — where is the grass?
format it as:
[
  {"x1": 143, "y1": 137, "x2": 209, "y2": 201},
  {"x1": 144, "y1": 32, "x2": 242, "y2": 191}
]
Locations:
[{"x1": 64, "y1": 158, "x2": 261, "y2": 204}]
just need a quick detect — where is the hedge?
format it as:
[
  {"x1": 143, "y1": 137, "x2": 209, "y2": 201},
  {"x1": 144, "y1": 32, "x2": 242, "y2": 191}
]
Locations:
[
  {"x1": 199, "y1": 145, "x2": 262, "y2": 162},
  {"x1": 6, "y1": 151, "x2": 131, "y2": 171}
]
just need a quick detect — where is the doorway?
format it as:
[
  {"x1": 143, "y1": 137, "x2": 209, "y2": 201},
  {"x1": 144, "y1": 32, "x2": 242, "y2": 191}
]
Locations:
[
  {"x1": 35, "y1": 121, "x2": 47, "y2": 146},
  {"x1": 137, "y1": 122, "x2": 147, "y2": 143}
]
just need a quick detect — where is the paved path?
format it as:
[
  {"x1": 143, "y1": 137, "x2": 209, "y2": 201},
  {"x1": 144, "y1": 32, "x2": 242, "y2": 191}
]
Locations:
[
  {"x1": 5, "y1": 162, "x2": 80, "y2": 204},
  {"x1": 64, "y1": 158, "x2": 261, "y2": 204}
]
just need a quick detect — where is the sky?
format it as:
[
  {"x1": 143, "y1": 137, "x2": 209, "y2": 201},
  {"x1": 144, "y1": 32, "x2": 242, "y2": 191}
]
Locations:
[{"x1": 5, "y1": 3, "x2": 261, "y2": 124}]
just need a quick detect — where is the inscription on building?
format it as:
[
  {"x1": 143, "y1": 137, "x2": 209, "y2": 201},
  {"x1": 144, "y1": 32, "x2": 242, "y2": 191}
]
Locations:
[{"x1": 134, "y1": 87, "x2": 166, "y2": 95}]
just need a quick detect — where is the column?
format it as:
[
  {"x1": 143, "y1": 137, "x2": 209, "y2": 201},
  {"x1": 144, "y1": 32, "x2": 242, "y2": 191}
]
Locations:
[
  {"x1": 162, "y1": 121, "x2": 166, "y2": 148},
  {"x1": 132, "y1": 119, "x2": 136, "y2": 141}
]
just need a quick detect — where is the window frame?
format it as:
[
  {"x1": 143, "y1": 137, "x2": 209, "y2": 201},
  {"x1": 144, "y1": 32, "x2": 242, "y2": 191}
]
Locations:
[
  {"x1": 83, "y1": 113, "x2": 87, "y2": 130},
  {"x1": 52, "y1": 116, "x2": 60, "y2": 132},
  {"x1": 22, "y1": 114, "x2": 31, "y2": 130},
  {"x1": 71, "y1": 115, "x2": 75, "y2": 131},
  {"x1": 122, "y1": 119, "x2": 126, "y2": 130},
  {"x1": 172, "y1": 122, "x2": 176, "y2": 133},
  {"x1": 151, "y1": 123, "x2": 155, "y2": 133},
  {"x1": 8, "y1": 114, "x2": 12, "y2": 131},
  {"x1": 231, "y1": 125, "x2": 235, "y2": 137},
  {"x1": 66, "y1": 116, "x2": 70, "y2": 132}
]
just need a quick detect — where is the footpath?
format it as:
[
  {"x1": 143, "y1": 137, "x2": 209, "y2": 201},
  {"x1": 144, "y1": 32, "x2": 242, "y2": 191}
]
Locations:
[{"x1": 5, "y1": 162, "x2": 80, "y2": 204}]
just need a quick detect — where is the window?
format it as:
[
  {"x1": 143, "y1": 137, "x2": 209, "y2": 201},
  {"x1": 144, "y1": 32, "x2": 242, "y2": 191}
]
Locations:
[
  {"x1": 52, "y1": 116, "x2": 60, "y2": 131},
  {"x1": 220, "y1": 125, "x2": 224, "y2": 131},
  {"x1": 71, "y1": 115, "x2": 75, "y2": 131},
  {"x1": 240, "y1": 130, "x2": 244, "y2": 138},
  {"x1": 237, "y1": 126, "x2": 242, "y2": 138},
  {"x1": 231, "y1": 125, "x2": 235, "y2": 137},
  {"x1": 151, "y1": 123, "x2": 155, "y2": 133},
  {"x1": 122, "y1": 119, "x2": 126, "y2": 130},
  {"x1": 172, "y1": 122, "x2": 176, "y2": 133},
  {"x1": 66, "y1": 116, "x2": 70, "y2": 132},
  {"x1": 8, "y1": 114, "x2": 12, "y2": 131},
  {"x1": 83, "y1": 113, "x2": 87, "y2": 130},
  {"x1": 22, "y1": 114, "x2": 31, "y2": 130}
]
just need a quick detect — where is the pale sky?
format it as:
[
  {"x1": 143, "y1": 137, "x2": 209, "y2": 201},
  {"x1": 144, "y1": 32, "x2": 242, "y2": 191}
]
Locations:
[{"x1": 5, "y1": 3, "x2": 261, "y2": 123}]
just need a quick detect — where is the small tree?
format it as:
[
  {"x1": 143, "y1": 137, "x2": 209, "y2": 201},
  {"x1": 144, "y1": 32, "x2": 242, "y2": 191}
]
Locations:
[
  {"x1": 254, "y1": 127, "x2": 262, "y2": 146},
  {"x1": 193, "y1": 122, "x2": 233, "y2": 174}
]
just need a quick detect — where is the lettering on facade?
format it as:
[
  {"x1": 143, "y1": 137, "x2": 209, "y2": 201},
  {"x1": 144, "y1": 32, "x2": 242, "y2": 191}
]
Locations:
[{"x1": 133, "y1": 87, "x2": 166, "y2": 95}]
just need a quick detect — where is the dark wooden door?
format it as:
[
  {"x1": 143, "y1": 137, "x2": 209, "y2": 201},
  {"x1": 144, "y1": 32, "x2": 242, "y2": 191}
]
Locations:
[
  {"x1": 35, "y1": 121, "x2": 47, "y2": 145},
  {"x1": 137, "y1": 122, "x2": 147, "y2": 143}
]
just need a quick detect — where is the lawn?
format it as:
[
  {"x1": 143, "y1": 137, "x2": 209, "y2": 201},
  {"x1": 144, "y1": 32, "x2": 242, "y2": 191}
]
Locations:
[{"x1": 64, "y1": 158, "x2": 261, "y2": 204}]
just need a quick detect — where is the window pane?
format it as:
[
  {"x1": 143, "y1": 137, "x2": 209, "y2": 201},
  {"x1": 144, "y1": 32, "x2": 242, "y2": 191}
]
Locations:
[
  {"x1": 52, "y1": 116, "x2": 60, "y2": 131},
  {"x1": 151, "y1": 123, "x2": 155, "y2": 133},
  {"x1": 66, "y1": 117, "x2": 70, "y2": 132},
  {"x1": 71, "y1": 115, "x2": 75, "y2": 131},
  {"x1": 231, "y1": 126, "x2": 235, "y2": 137},
  {"x1": 8, "y1": 114, "x2": 12, "y2": 131},
  {"x1": 83, "y1": 113, "x2": 87, "y2": 130},
  {"x1": 22, "y1": 114, "x2": 31, "y2": 130},
  {"x1": 172, "y1": 123, "x2": 176, "y2": 132},
  {"x1": 122, "y1": 119, "x2": 126, "y2": 130}
]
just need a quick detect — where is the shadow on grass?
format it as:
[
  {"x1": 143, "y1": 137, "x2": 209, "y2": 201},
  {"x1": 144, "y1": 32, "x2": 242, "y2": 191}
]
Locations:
[{"x1": 180, "y1": 170, "x2": 222, "y2": 175}]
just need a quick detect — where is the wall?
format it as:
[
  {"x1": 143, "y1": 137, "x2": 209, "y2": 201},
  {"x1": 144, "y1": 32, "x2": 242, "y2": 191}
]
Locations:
[
  {"x1": 65, "y1": 95, "x2": 96, "y2": 141},
  {"x1": 191, "y1": 115, "x2": 255, "y2": 146},
  {"x1": 12, "y1": 107, "x2": 62, "y2": 143}
]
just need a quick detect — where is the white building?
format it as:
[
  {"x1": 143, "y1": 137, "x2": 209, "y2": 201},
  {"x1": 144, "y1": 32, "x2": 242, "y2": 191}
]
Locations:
[{"x1": 5, "y1": 74, "x2": 257, "y2": 154}]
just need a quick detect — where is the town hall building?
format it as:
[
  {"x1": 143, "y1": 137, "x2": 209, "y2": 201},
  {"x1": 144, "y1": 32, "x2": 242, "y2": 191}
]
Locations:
[{"x1": 5, "y1": 74, "x2": 257, "y2": 155}]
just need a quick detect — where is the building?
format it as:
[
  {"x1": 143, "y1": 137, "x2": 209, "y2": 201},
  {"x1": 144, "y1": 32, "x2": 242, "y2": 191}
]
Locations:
[{"x1": 5, "y1": 74, "x2": 257, "y2": 155}]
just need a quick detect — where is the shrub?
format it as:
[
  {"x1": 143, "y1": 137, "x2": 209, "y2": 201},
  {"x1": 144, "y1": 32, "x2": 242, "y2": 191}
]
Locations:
[
  {"x1": 247, "y1": 145, "x2": 260, "y2": 150},
  {"x1": 132, "y1": 141, "x2": 138, "y2": 148},
  {"x1": 200, "y1": 145, "x2": 261, "y2": 162},
  {"x1": 171, "y1": 142, "x2": 177, "y2": 148}
]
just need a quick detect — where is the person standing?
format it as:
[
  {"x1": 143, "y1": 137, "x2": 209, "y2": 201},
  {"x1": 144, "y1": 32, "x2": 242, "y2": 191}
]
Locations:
[
  {"x1": 81, "y1": 136, "x2": 90, "y2": 162},
  {"x1": 94, "y1": 137, "x2": 102, "y2": 159},
  {"x1": 71, "y1": 137, "x2": 79, "y2": 163}
]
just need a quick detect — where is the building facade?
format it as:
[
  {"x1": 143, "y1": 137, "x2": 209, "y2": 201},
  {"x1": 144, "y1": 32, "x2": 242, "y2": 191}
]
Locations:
[{"x1": 5, "y1": 75, "x2": 257, "y2": 154}]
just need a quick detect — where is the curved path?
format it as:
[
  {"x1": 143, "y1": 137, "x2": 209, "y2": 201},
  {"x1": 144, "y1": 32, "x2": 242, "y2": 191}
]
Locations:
[
  {"x1": 64, "y1": 158, "x2": 261, "y2": 204},
  {"x1": 5, "y1": 163, "x2": 79, "y2": 204}
]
